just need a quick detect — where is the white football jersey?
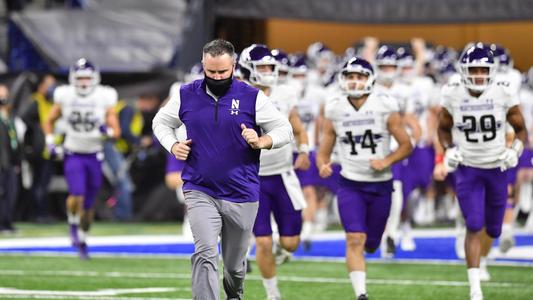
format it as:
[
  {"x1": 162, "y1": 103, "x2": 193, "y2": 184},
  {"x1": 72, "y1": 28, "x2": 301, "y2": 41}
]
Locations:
[
  {"x1": 325, "y1": 92, "x2": 400, "y2": 182},
  {"x1": 440, "y1": 80, "x2": 519, "y2": 169},
  {"x1": 296, "y1": 83, "x2": 328, "y2": 149},
  {"x1": 259, "y1": 84, "x2": 298, "y2": 176},
  {"x1": 496, "y1": 68, "x2": 522, "y2": 96},
  {"x1": 404, "y1": 76, "x2": 436, "y2": 142},
  {"x1": 519, "y1": 87, "x2": 533, "y2": 134},
  {"x1": 54, "y1": 85, "x2": 117, "y2": 153},
  {"x1": 374, "y1": 81, "x2": 412, "y2": 150},
  {"x1": 374, "y1": 82, "x2": 410, "y2": 113}
]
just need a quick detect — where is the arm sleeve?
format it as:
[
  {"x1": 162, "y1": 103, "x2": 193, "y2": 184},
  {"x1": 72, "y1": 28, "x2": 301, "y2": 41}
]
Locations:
[
  {"x1": 255, "y1": 91, "x2": 293, "y2": 149},
  {"x1": 106, "y1": 88, "x2": 118, "y2": 108},
  {"x1": 440, "y1": 85, "x2": 453, "y2": 112},
  {"x1": 152, "y1": 92, "x2": 183, "y2": 153},
  {"x1": 53, "y1": 87, "x2": 63, "y2": 105}
]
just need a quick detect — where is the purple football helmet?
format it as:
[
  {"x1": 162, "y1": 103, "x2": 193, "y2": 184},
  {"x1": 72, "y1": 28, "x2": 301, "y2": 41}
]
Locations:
[
  {"x1": 185, "y1": 62, "x2": 204, "y2": 82},
  {"x1": 239, "y1": 44, "x2": 278, "y2": 87},
  {"x1": 271, "y1": 49, "x2": 290, "y2": 73},
  {"x1": 459, "y1": 42, "x2": 496, "y2": 93},
  {"x1": 490, "y1": 44, "x2": 513, "y2": 72},
  {"x1": 271, "y1": 48, "x2": 290, "y2": 83},
  {"x1": 375, "y1": 45, "x2": 399, "y2": 84},
  {"x1": 69, "y1": 58, "x2": 100, "y2": 96},
  {"x1": 397, "y1": 47, "x2": 417, "y2": 81},
  {"x1": 527, "y1": 67, "x2": 533, "y2": 90},
  {"x1": 338, "y1": 57, "x2": 375, "y2": 97}
]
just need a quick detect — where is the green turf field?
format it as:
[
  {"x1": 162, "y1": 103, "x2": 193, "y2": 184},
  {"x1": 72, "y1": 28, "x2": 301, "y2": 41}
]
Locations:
[
  {"x1": 0, "y1": 222, "x2": 183, "y2": 238},
  {"x1": 0, "y1": 254, "x2": 531, "y2": 300}
]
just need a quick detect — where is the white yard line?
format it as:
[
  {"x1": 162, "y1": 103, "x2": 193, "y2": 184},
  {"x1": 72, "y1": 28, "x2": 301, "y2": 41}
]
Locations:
[
  {"x1": 0, "y1": 269, "x2": 529, "y2": 289},
  {"x1": 0, "y1": 287, "x2": 190, "y2": 300},
  {"x1": 0, "y1": 287, "x2": 181, "y2": 296},
  {"x1": 0, "y1": 296, "x2": 189, "y2": 300}
]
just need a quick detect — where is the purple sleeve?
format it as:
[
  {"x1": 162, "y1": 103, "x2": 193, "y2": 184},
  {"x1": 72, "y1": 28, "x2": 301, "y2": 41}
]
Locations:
[{"x1": 166, "y1": 153, "x2": 185, "y2": 174}]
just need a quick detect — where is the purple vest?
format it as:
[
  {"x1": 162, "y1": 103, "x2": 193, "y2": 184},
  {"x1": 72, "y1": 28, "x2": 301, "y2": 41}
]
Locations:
[{"x1": 179, "y1": 79, "x2": 261, "y2": 202}]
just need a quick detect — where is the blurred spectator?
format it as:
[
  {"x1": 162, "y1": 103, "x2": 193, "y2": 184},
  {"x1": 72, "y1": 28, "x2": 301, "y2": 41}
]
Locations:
[
  {"x1": 4, "y1": 0, "x2": 26, "y2": 14},
  {"x1": 102, "y1": 98, "x2": 143, "y2": 221},
  {"x1": 0, "y1": 84, "x2": 22, "y2": 233},
  {"x1": 19, "y1": 74, "x2": 56, "y2": 223},
  {"x1": 137, "y1": 93, "x2": 160, "y2": 145}
]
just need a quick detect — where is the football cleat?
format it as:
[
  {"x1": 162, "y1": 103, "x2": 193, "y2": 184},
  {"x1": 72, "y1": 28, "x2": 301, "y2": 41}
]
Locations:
[
  {"x1": 78, "y1": 242, "x2": 90, "y2": 260},
  {"x1": 357, "y1": 293, "x2": 369, "y2": 300}
]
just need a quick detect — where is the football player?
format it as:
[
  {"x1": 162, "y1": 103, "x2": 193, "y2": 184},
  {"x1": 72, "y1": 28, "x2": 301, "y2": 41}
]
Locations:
[{"x1": 44, "y1": 58, "x2": 120, "y2": 259}]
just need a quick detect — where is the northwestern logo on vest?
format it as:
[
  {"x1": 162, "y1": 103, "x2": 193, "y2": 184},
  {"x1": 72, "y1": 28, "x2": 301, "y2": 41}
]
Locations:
[{"x1": 231, "y1": 99, "x2": 240, "y2": 115}]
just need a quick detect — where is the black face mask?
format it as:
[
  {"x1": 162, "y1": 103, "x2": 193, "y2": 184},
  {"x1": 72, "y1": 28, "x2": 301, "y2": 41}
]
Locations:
[
  {"x1": 0, "y1": 98, "x2": 8, "y2": 106},
  {"x1": 204, "y1": 73, "x2": 233, "y2": 97}
]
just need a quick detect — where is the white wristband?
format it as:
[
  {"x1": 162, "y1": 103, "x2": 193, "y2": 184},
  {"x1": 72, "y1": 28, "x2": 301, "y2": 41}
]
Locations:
[
  {"x1": 45, "y1": 134, "x2": 54, "y2": 145},
  {"x1": 106, "y1": 127, "x2": 115, "y2": 138},
  {"x1": 511, "y1": 139, "x2": 524, "y2": 156},
  {"x1": 298, "y1": 144, "x2": 310, "y2": 154}
]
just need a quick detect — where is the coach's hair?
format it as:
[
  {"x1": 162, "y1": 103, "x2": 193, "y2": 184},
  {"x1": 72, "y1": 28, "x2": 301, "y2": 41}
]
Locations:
[{"x1": 202, "y1": 39, "x2": 236, "y2": 61}]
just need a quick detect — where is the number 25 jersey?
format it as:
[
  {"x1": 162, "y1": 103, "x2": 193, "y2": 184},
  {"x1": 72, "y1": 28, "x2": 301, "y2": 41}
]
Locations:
[
  {"x1": 440, "y1": 81, "x2": 519, "y2": 169},
  {"x1": 325, "y1": 92, "x2": 400, "y2": 182},
  {"x1": 54, "y1": 85, "x2": 118, "y2": 154}
]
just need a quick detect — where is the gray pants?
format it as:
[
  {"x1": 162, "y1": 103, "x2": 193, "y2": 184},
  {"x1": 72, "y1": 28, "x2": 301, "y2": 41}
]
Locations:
[{"x1": 185, "y1": 190, "x2": 259, "y2": 300}]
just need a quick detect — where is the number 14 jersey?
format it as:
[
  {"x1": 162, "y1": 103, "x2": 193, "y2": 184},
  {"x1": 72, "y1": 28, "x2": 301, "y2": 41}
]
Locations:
[
  {"x1": 440, "y1": 81, "x2": 519, "y2": 169},
  {"x1": 325, "y1": 92, "x2": 400, "y2": 182},
  {"x1": 54, "y1": 85, "x2": 118, "y2": 154}
]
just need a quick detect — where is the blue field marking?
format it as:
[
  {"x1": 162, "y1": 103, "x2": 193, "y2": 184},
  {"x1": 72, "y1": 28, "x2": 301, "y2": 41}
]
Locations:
[{"x1": 1, "y1": 234, "x2": 533, "y2": 264}]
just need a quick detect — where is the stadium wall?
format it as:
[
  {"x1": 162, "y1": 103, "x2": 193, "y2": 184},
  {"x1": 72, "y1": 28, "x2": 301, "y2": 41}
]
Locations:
[{"x1": 265, "y1": 19, "x2": 533, "y2": 71}]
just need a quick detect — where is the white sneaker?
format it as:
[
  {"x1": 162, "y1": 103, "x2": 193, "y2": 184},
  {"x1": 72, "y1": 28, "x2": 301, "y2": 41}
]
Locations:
[
  {"x1": 470, "y1": 291, "x2": 483, "y2": 300},
  {"x1": 274, "y1": 247, "x2": 292, "y2": 265},
  {"x1": 480, "y1": 265, "x2": 491, "y2": 282},
  {"x1": 526, "y1": 213, "x2": 533, "y2": 232},
  {"x1": 499, "y1": 231, "x2": 515, "y2": 254},
  {"x1": 413, "y1": 200, "x2": 426, "y2": 225},
  {"x1": 400, "y1": 234, "x2": 416, "y2": 251}
]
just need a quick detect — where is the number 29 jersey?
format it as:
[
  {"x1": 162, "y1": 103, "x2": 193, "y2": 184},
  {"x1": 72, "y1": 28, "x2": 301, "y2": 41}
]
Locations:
[
  {"x1": 54, "y1": 85, "x2": 118, "y2": 154},
  {"x1": 440, "y1": 81, "x2": 519, "y2": 169},
  {"x1": 325, "y1": 92, "x2": 400, "y2": 182}
]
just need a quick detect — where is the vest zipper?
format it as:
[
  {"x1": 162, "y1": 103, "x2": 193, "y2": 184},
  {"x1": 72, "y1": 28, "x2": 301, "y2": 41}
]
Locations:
[{"x1": 214, "y1": 100, "x2": 219, "y2": 122}]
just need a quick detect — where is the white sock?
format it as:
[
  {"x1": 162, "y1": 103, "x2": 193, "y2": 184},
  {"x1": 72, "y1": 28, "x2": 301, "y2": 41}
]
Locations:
[
  {"x1": 480, "y1": 257, "x2": 488, "y2": 269},
  {"x1": 467, "y1": 268, "x2": 482, "y2": 296},
  {"x1": 315, "y1": 209, "x2": 328, "y2": 228},
  {"x1": 262, "y1": 276, "x2": 280, "y2": 297},
  {"x1": 349, "y1": 271, "x2": 366, "y2": 296},
  {"x1": 77, "y1": 229, "x2": 87, "y2": 243},
  {"x1": 385, "y1": 181, "x2": 403, "y2": 240},
  {"x1": 67, "y1": 213, "x2": 80, "y2": 225},
  {"x1": 301, "y1": 221, "x2": 313, "y2": 240},
  {"x1": 401, "y1": 221, "x2": 411, "y2": 235},
  {"x1": 502, "y1": 223, "x2": 512, "y2": 234}
]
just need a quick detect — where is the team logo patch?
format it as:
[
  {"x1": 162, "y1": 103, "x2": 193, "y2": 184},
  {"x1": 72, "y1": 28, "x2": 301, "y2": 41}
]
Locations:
[{"x1": 230, "y1": 99, "x2": 240, "y2": 115}]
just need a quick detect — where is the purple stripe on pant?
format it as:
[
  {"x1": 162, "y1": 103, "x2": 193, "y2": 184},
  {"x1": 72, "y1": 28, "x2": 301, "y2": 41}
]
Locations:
[
  {"x1": 64, "y1": 153, "x2": 102, "y2": 210},
  {"x1": 455, "y1": 165, "x2": 507, "y2": 238},
  {"x1": 253, "y1": 174, "x2": 302, "y2": 237},
  {"x1": 337, "y1": 176, "x2": 393, "y2": 251}
]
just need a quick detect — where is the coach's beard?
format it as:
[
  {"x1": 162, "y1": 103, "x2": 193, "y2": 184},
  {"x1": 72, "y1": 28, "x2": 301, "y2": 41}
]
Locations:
[{"x1": 204, "y1": 73, "x2": 233, "y2": 97}]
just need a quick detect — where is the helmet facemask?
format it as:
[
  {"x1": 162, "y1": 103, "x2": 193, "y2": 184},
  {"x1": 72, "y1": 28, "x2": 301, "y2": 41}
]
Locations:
[
  {"x1": 460, "y1": 65, "x2": 495, "y2": 93},
  {"x1": 69, "y1": 66, "x2": 100, "y2": 96},
  {"x1": 376, "y1": 64, "x2": 398, "y2": 85},
  {"x1": 250, "y1": 61, "x2": 279, "y2": 87},
  {"x1": 340, "y1": 71, "x2": 374, "y2": 98}
]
